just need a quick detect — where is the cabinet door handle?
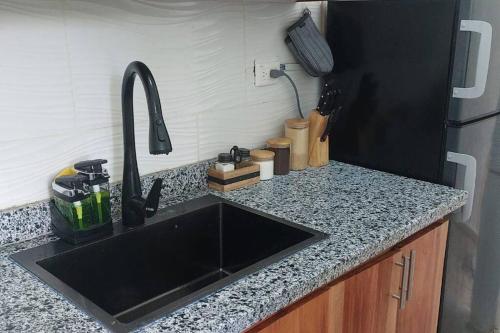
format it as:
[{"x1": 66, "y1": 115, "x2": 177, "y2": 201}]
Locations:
[
  {"x1": 407, "y1": 250, "x2": 416, "y2": 301},
  {"x1": 393, "y1": 255, "x2": 410, "y2": 309}
]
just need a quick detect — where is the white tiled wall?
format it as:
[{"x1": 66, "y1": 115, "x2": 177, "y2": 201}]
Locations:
[{"x1": 0, "y1": 0, "x2": 322, "y2": 209}]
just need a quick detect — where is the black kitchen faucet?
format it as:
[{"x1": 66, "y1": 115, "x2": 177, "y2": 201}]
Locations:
[{"x1": 121, "y1": 61, "x2": 172, "y2": 227}]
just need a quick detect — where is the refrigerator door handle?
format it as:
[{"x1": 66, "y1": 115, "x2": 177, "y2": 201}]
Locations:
[
  {"x1": 453, "y1": 20, "x2": 492, "y2": 99},
  {"x1": 447, "y1": 152, "x2": 477, "y2": 222}
]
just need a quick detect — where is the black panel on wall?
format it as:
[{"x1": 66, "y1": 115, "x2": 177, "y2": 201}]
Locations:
[{"x1": 326, "y1": 0, "x2": 458, "y2": 184}]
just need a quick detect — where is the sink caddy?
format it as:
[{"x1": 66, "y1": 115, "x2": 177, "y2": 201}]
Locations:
[{"x1": 51, "y1": 159, "x2": 112, "y2": 244}]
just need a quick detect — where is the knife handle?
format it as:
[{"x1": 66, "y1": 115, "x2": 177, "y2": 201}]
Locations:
[{"x1": 321, "y1": 106, "x2": 343, "y2": 142}]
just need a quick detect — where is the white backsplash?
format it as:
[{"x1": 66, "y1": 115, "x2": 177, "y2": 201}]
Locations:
[{"x1": 0, "y1": 0, "x2": 322, "y2": 210}]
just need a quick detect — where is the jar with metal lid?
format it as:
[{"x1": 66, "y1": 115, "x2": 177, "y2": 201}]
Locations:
[
  {"x1": 230, "y1": 146, "x2": 253, "y2": 169},
  {"x1": 285, "y1": 118, "x2": 309, "y2": 171},
  {"x1": 215, "y1": 153, "x2": 234, "y2": 172},
  {"x1": 266, "y1": 137, "x2": 292, "y2": 175},
  {"x1": 250, "y1": 149, "x2": 275, "y2": 180}
]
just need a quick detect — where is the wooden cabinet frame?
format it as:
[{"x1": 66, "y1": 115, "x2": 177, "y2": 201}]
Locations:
[{"x1": 246, "y1": 219, "x2": 449, "y2": 333}]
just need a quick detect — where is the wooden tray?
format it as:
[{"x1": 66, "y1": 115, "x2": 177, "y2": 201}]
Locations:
[{"x1": 207, "y1": 164, "x2": 260, "y2": 192}]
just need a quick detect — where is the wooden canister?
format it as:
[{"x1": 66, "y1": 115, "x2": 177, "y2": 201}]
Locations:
[
  {"x1": 266, "y1": 137, "x2": 292, "y2": 175},
  {"x1": 308, "y1": 110, "x2": 329, "y2": 167},
  {"x1": 285, "y1": 118, "x2": 309, "y2": 170},
  {"x1": 250, "y1": 149, "x2": 275, "y2": 180}
]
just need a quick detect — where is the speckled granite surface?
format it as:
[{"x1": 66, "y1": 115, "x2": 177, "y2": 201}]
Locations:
[
  {"x1": 0, "y1": 160, "x2": 212, "y2": 246},
  {"x1": 0, "y1": 162, "x2": 466, "y2": 333}
]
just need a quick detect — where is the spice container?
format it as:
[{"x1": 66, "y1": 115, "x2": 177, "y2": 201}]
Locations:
[
  {"x1": 285, "y1": 118, "x2": 309, "y2": 170},
  {"x1": 215, "y1": 153, "x2": 235, "y2": 172},
  {"x1": 237, "y1": 148, "x2": 252, "y2": 168},
  {"x1": 250, "y1": 149, "x2": 275, "y2": 180},
  {"x1": 266, "y1": 137, "x2": 292, "y2": 175},
  {"x1": 230, "y1": 146, "x2": 252, "y2": 169}
]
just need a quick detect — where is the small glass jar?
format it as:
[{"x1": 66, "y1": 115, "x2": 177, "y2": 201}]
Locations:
[
  {"x1": 215, "y1": 153, "x2": 235, "y2": 172},
  {"x1": 266, "y1": 137, "x2": 292, "y2": 175},
  {"x1": 237, "y1": 148, "x2": 253, "y2": 168},
  {"x1": 250, "y1": 149, "x2": 275, "y2": 180},
  {"x1": 230, "y1": 146, "x2": 253, "y2": 169}
]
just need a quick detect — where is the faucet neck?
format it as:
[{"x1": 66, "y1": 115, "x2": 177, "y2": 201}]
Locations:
[{"x1": 121, "y1": 61, "x2": 171, "y2": 227}]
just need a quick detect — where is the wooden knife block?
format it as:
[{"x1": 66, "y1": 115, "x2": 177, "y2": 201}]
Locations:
[{"x1": 308, "y1": 110, "x2": 329, "y2": 167}]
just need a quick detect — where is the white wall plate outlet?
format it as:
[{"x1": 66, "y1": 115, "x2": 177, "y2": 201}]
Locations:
[{"x1": 254, "y1": 60, "x2": 280, "y2": 87}]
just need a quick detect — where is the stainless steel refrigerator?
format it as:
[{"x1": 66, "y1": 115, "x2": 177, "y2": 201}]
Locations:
[
  {"x1": 326, "y1": 0, "x2": 499, "y2": 331},
  {"x1": 442, "y1": 0, "x2": 500, "y2": 331}
]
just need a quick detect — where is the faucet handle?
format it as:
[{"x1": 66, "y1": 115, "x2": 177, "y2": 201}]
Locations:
[{"x1": 145, "y1": 178, "x2": 163, "y2": 218}]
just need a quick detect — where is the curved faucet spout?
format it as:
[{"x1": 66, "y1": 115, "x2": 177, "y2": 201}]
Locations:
[{"x1": 121, "y1": 61, "x2": 172, "y2": 227}]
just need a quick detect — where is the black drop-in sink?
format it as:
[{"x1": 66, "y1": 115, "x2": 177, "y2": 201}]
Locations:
[{"x1": 11, "y1": 194, "x2": 327, "y2": 332}]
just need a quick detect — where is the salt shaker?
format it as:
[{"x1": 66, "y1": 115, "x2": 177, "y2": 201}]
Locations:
[{"x1": 215, "y1": 153, "x2": 234, "y2": 172}]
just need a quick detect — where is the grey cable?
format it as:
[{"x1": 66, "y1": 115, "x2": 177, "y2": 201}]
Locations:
[{"x1": 270, "y1": 69, "x2": 304, "y2": 119}]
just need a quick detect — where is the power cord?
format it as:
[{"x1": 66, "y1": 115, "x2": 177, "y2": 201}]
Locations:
[{"x1": 270, "y1": 69, "x2": 304, "y2": 119}]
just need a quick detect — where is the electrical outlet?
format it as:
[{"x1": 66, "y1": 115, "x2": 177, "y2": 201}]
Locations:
[{"x1": 254, "y1": 60, "x2": 280, "y2": 87}]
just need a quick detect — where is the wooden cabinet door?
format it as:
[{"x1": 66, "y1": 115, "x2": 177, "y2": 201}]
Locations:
[
  {"x1": 250, "y1": 250, "x2": 404, "y2": 333},
  {"x1": 251, "y1": 287, "x2": 331, "y2": 333},
  {"x1": 329, "y1": 249, "x2": 403, "y2": 333},
  {"x1": 248, "y1": 221, "x2": 449, "y2": 333},
  {"x1": 396, "y1": 221, "x2": 449, "y2": 333}
]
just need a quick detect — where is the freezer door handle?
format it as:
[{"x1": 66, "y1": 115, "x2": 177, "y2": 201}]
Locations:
[
  {"x1": 447, "y1": 152, "x2": 477, "y2": 222},
  {"x1": 453, "y1": 20, "x2": 492, "y2": 99}
]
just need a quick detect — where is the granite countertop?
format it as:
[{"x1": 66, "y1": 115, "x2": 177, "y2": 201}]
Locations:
[{"x1": 0, "y1": 162, "x2": 466, "y2": 333}]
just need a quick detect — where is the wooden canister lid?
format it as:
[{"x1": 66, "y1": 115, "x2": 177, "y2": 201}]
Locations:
[
  {"x1": 266, "y1": 137, "x2": 292, "y2": 148},
  {"x1": 286, "y1": 118, "x2": 309, "y2": 129},
  {"x1": 250, "y1": 149, "x2": 275, "y2": 161}
]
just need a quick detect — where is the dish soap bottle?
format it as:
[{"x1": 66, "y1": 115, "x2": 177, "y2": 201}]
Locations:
[
  {"x1": 52, "y1": 174, "x2": 93, "y2": 230},
  {"x1": 74, "y1": 159, "x2": 111, "y2": 225}
]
